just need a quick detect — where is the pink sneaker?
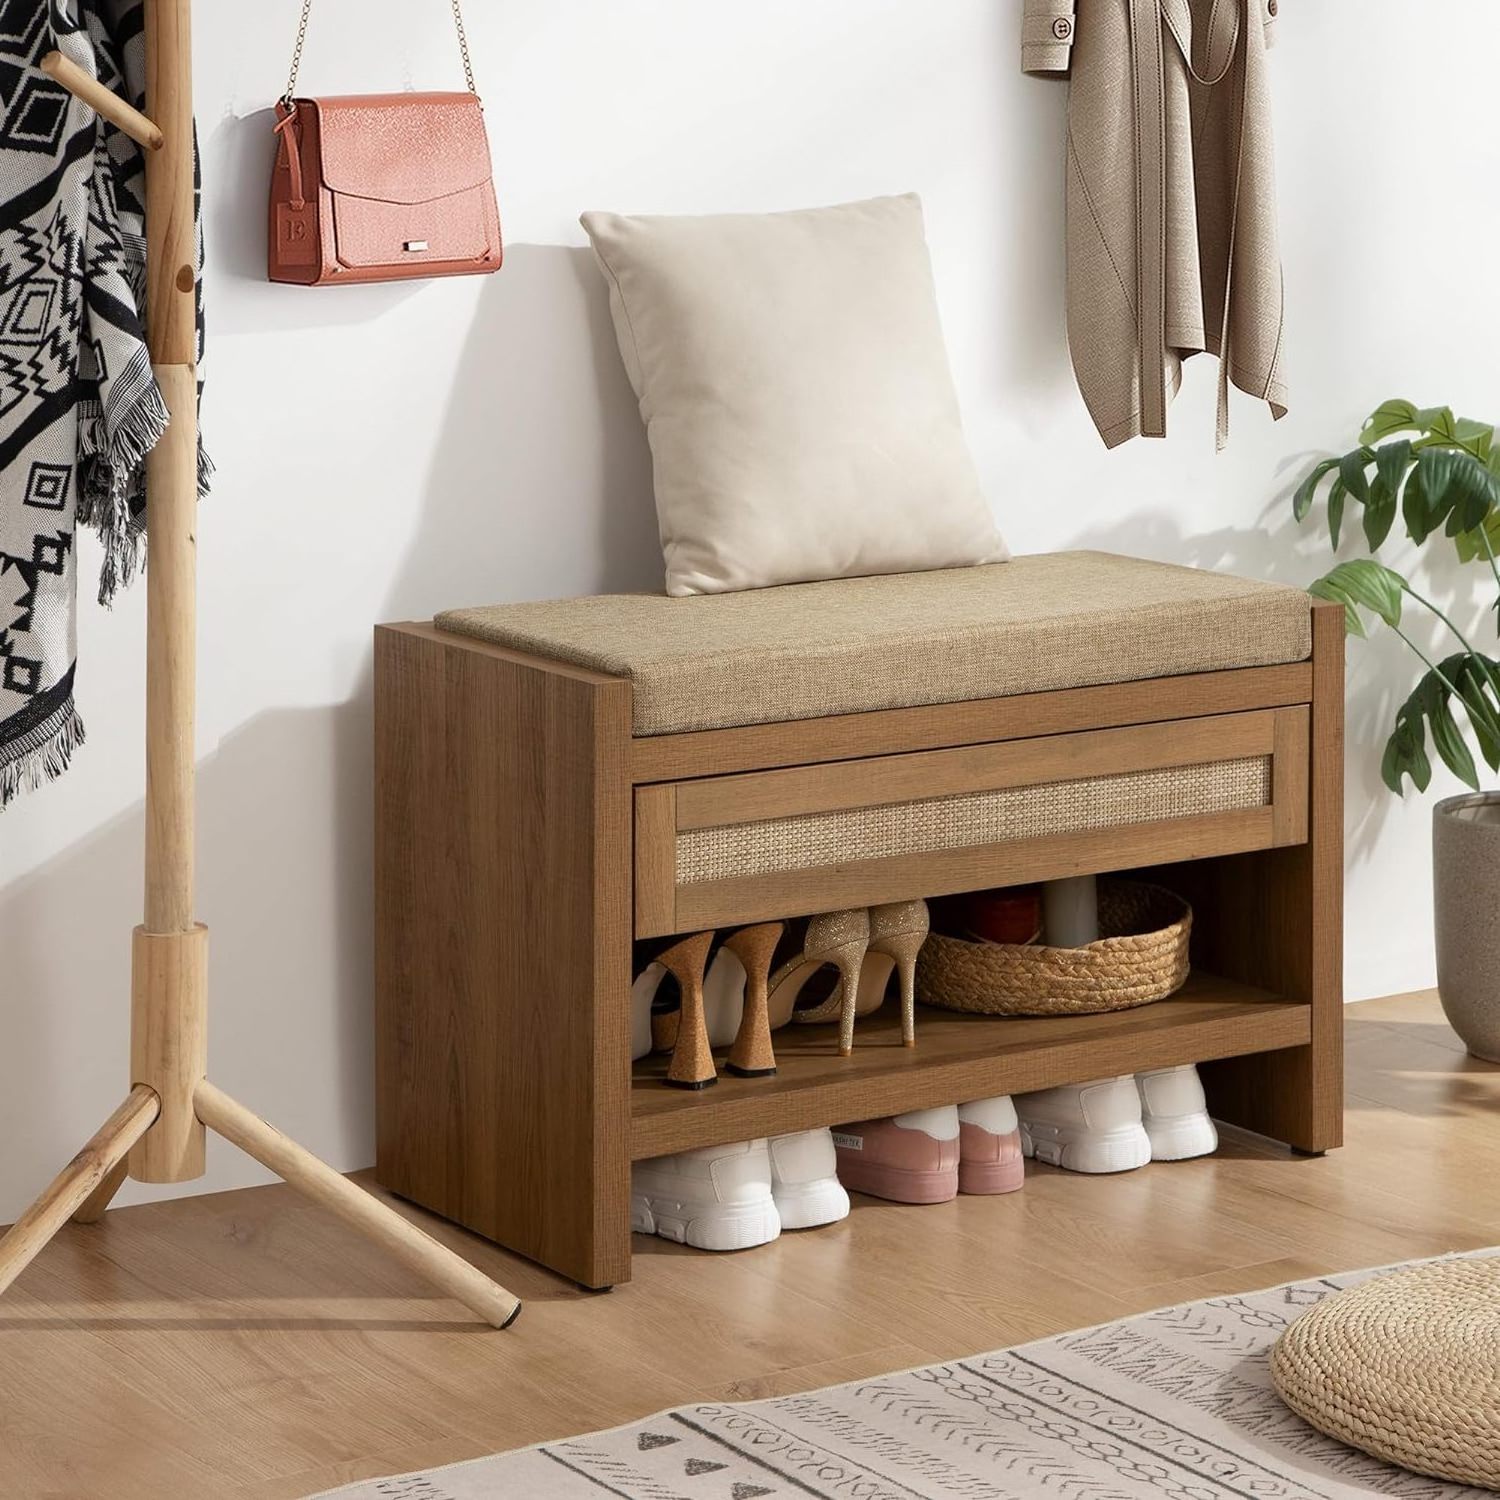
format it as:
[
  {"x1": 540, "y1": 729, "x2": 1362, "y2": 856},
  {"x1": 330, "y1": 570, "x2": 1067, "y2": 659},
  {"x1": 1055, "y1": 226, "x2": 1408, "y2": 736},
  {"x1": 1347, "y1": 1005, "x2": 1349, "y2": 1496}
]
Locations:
[
  {"x1": 832, "y1": 1106, "x2": 959, "y2": 1203},
  {"x1": 957, "y1": 1096, "x2": 1025, "y2": 1194}
]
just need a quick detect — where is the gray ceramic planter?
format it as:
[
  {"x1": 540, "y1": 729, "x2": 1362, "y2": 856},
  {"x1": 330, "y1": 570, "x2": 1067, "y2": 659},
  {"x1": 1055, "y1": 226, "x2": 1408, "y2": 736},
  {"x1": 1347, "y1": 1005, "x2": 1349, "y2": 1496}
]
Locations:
[{"x1": 1434, "y1": 790, "x2": 1500, "y2": 1061}]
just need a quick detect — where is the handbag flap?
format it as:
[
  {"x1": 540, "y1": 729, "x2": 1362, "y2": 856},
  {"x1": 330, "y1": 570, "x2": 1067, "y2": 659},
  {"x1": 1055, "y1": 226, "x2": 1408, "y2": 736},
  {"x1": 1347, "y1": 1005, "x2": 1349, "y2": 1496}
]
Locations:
[{"x1": 309, "y1": 93, "x2": 494, "y2": 204}]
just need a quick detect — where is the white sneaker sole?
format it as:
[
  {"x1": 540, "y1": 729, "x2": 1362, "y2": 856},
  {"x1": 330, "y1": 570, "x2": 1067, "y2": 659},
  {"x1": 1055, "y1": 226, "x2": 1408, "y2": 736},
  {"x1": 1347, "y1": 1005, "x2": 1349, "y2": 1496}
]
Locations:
[
  {"x1": 1145, "y1": 1112, "x2": 1218, "y2": 1161},
  {"x1": 1019, "y1": 1119, "x2": 1152, "y2": 1174},
  {"x1": 631, "y1": 1192, "x2": 781, "y2": 1251},
  {"x1": 772, "y1": 1176, "x2": 850, "y2": 1230}
]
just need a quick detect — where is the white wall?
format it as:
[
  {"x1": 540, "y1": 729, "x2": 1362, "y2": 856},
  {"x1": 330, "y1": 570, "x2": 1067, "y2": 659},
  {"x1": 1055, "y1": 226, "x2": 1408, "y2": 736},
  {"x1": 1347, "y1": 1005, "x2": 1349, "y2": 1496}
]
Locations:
[{"x1": 4, "y1": 1, "x2": 1498, "y2": 1221}]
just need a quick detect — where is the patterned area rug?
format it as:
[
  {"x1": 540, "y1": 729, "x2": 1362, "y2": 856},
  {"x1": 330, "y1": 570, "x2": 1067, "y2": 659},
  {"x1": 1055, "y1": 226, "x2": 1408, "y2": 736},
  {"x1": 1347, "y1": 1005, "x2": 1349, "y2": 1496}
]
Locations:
[{"x1": 313, "y1": 1256, "x2": 1492, "y2": 1499}]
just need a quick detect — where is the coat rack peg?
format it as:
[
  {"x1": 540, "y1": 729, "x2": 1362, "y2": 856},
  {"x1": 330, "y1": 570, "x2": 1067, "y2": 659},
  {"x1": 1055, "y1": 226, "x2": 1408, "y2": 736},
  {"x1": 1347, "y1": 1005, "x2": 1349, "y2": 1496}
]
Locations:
[{"x1": 41, "y1": 50, "x2": 164, "y2": 151}]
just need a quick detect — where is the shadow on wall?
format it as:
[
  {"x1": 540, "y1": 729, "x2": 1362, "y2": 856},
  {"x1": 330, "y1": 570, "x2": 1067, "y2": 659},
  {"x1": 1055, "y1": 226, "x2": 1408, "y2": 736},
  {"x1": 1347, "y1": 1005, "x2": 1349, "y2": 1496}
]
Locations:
[
  {"x1": 384, "y1": 243, "x2": 660, "y2": 621},
  {"x1": 0, "y1": 232, "x2": 659, "y2": 1208},
  {"x1": 0, "y1": 698, "x2": 372, "y2": 1193},
  {"x1": 205, "y1": 105, "x2": 660, "y2": 605},
  {"x1": 988, "y1": 37, "x2": 1072, "y2": 415}
]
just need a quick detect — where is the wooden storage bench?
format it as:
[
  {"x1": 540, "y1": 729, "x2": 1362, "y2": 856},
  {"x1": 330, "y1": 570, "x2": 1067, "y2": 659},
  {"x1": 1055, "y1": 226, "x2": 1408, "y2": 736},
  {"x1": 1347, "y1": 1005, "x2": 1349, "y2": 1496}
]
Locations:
[{"x1": 374, "y1": 553, "x2": 1343, "y2": 1289}]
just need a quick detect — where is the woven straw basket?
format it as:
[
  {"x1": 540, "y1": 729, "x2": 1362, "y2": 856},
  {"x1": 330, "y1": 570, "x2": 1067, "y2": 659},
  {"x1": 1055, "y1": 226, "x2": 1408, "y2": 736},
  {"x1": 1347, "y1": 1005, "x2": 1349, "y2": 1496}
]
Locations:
[{"x1": 916, "y1": 879, "x2": 1191, "y2": 1018}]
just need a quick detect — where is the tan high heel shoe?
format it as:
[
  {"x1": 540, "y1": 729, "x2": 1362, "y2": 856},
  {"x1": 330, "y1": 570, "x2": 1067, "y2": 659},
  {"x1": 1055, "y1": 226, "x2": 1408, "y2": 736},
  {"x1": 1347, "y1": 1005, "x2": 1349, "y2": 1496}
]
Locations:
[
  {"x1": 634, "y1": 930, "x2": 716, "y2": 1089},
  {"x1": 723, "y1": 922, "x2": 785, "y2": 1077},
  {"x1": 643, "y1": 923, "x2": 786, "y2": 1082},
  {"x1": 792, "y1": 900, "x2": 929, "y2": 1050},
  {"x1": 766, "y1": 910, "x2": 870, "y2": 1058}
]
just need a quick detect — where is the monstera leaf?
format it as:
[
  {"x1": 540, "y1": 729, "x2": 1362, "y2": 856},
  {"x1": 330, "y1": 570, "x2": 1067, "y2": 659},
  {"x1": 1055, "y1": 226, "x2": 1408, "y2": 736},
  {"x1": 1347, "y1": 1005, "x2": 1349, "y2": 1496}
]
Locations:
[
  {"x1": 1295, "y1": 401, "x2": 1500, "y2": 568},
  {"x1": 1382, "y1": 655, "x2": 1500, "y2": 793},
  {"x1": 1306, "y1": 559, "x2": 1404, "y2": 637},
  {"x1": 1296, "y1": 405, "x2": 1500, "y2": 796}
]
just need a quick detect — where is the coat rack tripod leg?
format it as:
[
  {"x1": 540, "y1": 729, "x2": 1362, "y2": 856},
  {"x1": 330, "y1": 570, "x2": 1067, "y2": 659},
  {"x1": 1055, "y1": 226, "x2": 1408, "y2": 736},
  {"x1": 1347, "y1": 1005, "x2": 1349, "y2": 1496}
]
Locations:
[
  {"x1": 72, "y1": 1159, "x2": 131, "y2": 1225},
  {"x1": 0, "y1": 1090, "x2": 158, "y2": 1296},
  {"x1": 0, "y1": 0, "x2": 521, "y2": 1328}
]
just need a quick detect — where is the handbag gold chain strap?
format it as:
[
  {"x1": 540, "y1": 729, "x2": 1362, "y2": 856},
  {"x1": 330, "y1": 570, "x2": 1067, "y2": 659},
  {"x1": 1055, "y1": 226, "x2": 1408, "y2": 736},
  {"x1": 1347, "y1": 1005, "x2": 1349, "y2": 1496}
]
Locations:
[{"x1": 282, "y1": 0, "x2": 477, "y2": 107}]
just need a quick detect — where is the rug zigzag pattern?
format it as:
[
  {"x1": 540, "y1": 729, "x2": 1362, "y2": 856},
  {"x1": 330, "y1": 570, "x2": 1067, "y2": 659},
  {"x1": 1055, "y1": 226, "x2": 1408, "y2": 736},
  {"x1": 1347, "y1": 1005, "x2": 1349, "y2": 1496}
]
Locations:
[{"x1": 312, "y1": 1256, "x2": 1497, "y2": 1500}]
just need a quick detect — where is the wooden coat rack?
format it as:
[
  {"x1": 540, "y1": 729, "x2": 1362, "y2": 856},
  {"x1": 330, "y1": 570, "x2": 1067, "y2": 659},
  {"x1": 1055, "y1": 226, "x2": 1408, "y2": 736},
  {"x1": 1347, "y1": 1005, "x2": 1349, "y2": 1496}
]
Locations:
[{"x1": 0, "y1": 1, "x2": 520, "y2": 1329}]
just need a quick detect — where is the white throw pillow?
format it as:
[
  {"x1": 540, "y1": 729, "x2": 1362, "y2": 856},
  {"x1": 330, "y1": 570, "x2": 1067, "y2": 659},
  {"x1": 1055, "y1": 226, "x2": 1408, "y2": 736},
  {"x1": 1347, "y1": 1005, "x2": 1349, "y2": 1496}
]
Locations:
[{"x1": 580, "y1": 194, "x2": 1008, "y2": 596}]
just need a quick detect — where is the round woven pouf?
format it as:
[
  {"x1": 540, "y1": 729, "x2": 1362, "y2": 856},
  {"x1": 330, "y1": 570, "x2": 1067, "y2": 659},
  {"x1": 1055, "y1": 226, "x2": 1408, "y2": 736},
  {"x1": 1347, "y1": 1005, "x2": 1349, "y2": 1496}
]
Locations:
[{"x1": 1271, "y1": 1257, "x2": 1500, "y2": 1490}]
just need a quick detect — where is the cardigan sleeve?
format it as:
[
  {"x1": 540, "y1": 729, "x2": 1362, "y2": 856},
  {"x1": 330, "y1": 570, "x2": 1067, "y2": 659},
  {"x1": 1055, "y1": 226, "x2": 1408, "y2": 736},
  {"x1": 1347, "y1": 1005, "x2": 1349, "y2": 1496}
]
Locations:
[{"x1": 1021, "y1": 0, "x2": 1077, "y2": 75}]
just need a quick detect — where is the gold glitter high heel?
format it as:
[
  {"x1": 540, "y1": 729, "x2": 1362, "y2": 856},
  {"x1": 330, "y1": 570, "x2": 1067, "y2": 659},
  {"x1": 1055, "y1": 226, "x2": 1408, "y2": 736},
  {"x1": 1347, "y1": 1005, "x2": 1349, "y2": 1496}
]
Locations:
[
  {"x1": 868, "y1": 899, "x2": 929, "y2": 1050},
  {"x1": 766, "y1": 909, "x2": 870, "y2": 1058},
  {"x1": 793, "y1": 900, "x2": 929, "y2": 1050}
]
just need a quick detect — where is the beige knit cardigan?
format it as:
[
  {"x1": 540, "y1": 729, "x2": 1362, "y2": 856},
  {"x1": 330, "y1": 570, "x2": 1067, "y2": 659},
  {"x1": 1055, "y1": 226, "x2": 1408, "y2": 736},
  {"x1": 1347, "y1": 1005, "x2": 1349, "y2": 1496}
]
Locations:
[{"x1": 1024, "y1": 0, "x2": 1287, "y2": 448}]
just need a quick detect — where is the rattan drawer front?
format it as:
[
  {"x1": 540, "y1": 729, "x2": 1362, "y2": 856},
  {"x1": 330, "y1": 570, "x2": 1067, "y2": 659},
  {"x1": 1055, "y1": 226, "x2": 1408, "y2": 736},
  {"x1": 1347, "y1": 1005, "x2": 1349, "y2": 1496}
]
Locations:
[
  {"x1": 634, "y1": 707, "x2": 1308, "y2": 937},
  {"x1": 676, "y1": 756, "x2": 1270, "y2": 884}
]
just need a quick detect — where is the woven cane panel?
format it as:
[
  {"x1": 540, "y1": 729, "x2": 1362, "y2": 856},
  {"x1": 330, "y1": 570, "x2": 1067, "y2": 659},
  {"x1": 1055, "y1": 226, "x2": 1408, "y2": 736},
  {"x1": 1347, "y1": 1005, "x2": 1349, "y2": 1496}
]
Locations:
[{"x1": 676, "y1": 756, "x2": 1271, "y2": 885}]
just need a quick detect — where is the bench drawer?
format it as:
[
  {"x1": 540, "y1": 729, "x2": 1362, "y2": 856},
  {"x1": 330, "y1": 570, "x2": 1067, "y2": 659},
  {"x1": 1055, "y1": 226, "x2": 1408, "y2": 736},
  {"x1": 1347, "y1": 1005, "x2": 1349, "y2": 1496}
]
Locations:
[{"x1": 633, "y1": 707, "x2": 1308, "y2": 937}]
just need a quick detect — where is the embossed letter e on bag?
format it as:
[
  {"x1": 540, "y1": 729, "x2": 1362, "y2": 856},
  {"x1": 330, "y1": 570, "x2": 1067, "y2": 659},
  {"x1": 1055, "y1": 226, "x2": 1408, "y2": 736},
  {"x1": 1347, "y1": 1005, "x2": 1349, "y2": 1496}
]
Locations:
[{"x1": 268, "y1": 0, "x2": 502, "y2": 285}]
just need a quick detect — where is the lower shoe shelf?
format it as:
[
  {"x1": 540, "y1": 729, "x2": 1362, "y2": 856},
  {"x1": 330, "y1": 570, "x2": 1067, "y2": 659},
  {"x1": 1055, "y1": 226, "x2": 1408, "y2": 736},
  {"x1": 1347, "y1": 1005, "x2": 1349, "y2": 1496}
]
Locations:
[{"x1": 630, "y1": 971, "x2": 1309, "y2": 1160}]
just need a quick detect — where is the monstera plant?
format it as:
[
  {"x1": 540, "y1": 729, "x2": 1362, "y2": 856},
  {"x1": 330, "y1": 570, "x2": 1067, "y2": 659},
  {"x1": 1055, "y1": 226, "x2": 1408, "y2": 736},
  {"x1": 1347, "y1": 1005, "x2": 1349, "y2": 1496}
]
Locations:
[
  {"x1": 1295, "y1": 399, "x2": 1500, "y2": 794},
  {"x1": 1296, "y1": 398, "x2": 1500, "y2": 1061}
]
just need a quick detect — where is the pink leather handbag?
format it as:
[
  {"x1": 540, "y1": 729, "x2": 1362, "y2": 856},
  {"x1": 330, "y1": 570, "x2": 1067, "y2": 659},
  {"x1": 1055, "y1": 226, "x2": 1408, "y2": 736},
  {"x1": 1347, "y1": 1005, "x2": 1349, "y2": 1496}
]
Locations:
[{"x1": 268, "y1": 1, "x2": 502, "y2": 285}]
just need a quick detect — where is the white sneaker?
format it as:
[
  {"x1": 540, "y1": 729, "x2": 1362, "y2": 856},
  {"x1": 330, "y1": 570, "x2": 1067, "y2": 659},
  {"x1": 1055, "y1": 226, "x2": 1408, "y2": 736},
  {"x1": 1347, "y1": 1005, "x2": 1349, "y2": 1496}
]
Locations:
[
  {"x1": 1015, "y1": 1076, "x2": 1152, "y2": 1174},
  {"x1": 631, "y1": 1139, "x2": 781, "y2": 1251},
  {"x1": 1137, "y1": 1065, "x2": 1218, "y2": 1160},
  {"x1": 768, "y1": 1128, "x2": 850, "y2": 1229}
]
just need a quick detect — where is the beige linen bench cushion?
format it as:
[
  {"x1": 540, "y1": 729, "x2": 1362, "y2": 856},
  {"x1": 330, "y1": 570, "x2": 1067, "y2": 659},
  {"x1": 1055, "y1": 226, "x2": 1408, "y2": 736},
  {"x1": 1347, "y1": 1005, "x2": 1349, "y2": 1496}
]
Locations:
[{"x1": 436, "y1": 551, "x2": 1311, "y2": 737}]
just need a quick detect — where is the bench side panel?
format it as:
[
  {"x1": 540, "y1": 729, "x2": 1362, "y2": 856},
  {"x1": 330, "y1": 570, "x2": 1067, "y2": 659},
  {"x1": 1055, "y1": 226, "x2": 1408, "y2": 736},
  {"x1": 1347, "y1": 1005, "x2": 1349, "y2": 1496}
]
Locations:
[
  {"x1": 374, "y1": 623, "x2": 633, "y2": 1288},
  {"x1": 1163, "y1": 599, "x2": 1345, "y2": 1151}
]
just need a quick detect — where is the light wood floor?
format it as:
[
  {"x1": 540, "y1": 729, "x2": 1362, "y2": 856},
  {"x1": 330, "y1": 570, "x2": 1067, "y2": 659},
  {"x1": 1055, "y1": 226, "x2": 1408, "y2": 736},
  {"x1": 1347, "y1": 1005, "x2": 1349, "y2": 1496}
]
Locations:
[{"x1": 4, "y1": 989, "x2": 1497, "y2": 1500}]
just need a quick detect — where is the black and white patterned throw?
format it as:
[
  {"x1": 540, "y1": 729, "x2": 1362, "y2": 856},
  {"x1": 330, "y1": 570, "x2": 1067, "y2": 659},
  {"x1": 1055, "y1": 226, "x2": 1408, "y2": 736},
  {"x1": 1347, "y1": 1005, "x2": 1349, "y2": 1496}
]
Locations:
[{"x1": 0, "y1": 0, "x2": 208, "y2": 807}]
